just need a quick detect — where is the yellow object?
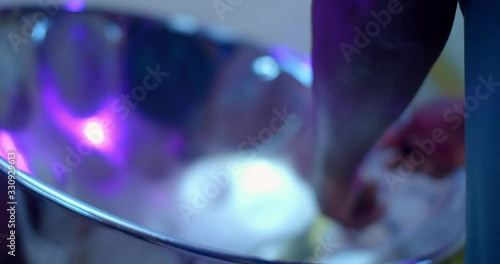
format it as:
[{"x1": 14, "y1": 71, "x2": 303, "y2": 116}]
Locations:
[{"x1": 429, "y1": 54, "x2": 464, "y2": 97}]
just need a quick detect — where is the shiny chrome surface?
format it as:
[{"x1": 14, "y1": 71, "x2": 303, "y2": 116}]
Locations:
[
  {"x1": 0, "y1": 159, "x2": 300, "y2": 264},
  {"x1": 0, "y1": 7, "x2": 317, "y2": 264},
  {"x1": 0, "y1": 6, "x2": 462, "y2": 264}
]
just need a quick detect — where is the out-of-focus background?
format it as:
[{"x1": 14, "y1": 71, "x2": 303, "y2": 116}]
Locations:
[
  {"x1": 130, "y1": 0, "x2": 462, "y2": 96},
  {"x1": 0, "y1": 1, "x2": 465, "y2": 263},
  {"x1": 3, "y1": 0, "x2": 464, "y2": 102},
  {"x1": 97, "y1": 0, "x2": 465, "y2": 105}
]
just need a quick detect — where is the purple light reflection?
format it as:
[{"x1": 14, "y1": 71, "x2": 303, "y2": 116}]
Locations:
[
  {"x1": 83, "y1": 120, "x2": 107, "y2": 145},
  {"x1": 270, "y1": 45, "x2": 312, "y2": 87},
  {"x1": 42, "y1": 85, "x2": 124, "y2": 165},
  {"x1": 0, "y1": 131, "x2": 32, "y2": 174},
  {"x1": 64, "y1": 0, "x2": 86, "y2": 12},
  {"x1": 42, "y1": 88, "x2": 127, "y2": 195}
]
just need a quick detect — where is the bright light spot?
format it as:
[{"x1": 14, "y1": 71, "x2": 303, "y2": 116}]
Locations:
[
  {"x1": 323, "y1": 250, "x2": 378, "y2": 264},
  {"x1": 175, "y1": 155, "x2": 318, "y2": 254},
  {"x1": 279, "y1": 57, "x2": 312, "y2": 88},
  {"x1": 293, "y1": 61, "x2": 313, "y2": 88},
  {"x1": 168, "y1": 14, "x2": 199, "y2": 35},
  {"x1": 270, "y1": 46, "x2": 312, "y2": 87},
  {"x1": 65, "y1": 0, "x2": 86, "y2": 12},
  {"x1": 252, "y1": 56, "x2": 281, "y2": 82},
  {"x1": 231, "y1": 159, "x2": 316, "y2": 235},
  {"x1": 83, "y1": 121, "x2": 105, "y2": 145},
  {"x1": 31, "y1": 20, "x2": 48, "y2": 43},
  {"x1": 282, "y1": 59, "x2": 313, "y2": 88},
  {"x1": 236, "y1": 161, "x2": 287, "y2": 195}
]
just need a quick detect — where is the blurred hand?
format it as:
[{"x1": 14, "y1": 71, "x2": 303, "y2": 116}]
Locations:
[
  {"x1": 311, "y1": 0, "x2": 458, "y2": 229},
  {"x1": 316, "y1": 175, "x2": 384, "y2": 229}
]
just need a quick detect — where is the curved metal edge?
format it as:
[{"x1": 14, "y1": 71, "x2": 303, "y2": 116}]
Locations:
[
  {"x1": 0, "y1": 6, "x2": 431, "y2": 264},
  {"x1": 0, "y1": 6, "x2": 311, "y2": 264},
  {"x1": 0, "y1": 158, "x2": 304, "y2": 264}
]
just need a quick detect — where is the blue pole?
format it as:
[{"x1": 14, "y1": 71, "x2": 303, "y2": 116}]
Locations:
[{"x1": 463, "y1": 0, "x2": 500, "y2": 262}]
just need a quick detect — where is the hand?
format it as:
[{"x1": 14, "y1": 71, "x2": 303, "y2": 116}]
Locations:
[
  {"x1": 315, "y1": 174, "x2": 384, "y2": 229},
  {"x1": 311, "y1": 0, "x2": 458, "y2": 229}
]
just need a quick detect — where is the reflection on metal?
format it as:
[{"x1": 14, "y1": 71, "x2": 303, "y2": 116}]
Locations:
[
  {"x1": 168, "y1": 14, "x2": 200, "y2": 35},
  {"x1": 31, "y1": 19, "x2": 48, "y2": 43},
  {"x1": 271, "y1": 46, "x2": 312, "y2": 88},
  {"x1": 0, "y1": 7, "x2": 318, "y2": 264},
  {"x1": 83, "y1": 120, "x2": 106, "y2": 145},
  {"x1": 65, "y1": 0, "x2": 86, "y2": 12},
  {"x1": 105, "y1": 22, "x2": 123, "y2": 43},
  {"x1": 0, "y1": 131, "x2": 31, "y2": 174},
  {"x1": 253, "y1": 56, "x2": 281, "y2": 82},
  {"x1": 0, "y1": 6, "x2": 462, "y2": 264}
]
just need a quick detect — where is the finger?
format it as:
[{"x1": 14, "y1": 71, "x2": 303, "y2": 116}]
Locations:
[
  {"x1": 314, "y1": 172, "x2": 363, "y2": 226},
  {"x1": 381, "y1": 116, "x2": 420, "y2": 148},
  {"x1": 348, "y1": 203, "x2": 385, "y2": 229},
  {"x1": 381, "y1": 127, "x2": 405, "y2": 148},
  {"x1": 353, "y1": 183, "x2": 378, "y2": 217},
  {"x1": 348, "y1": 183, "x2": 385, "y2": 229}
]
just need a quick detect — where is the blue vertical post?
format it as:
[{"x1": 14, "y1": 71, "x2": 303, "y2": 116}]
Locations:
[{"x1": 463, "y1": 0, "x2": 500, "y2": 262}]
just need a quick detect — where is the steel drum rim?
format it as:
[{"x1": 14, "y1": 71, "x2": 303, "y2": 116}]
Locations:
[
  {"x1": 0, "y1": 6, "x2": 310, "y2": 263},
  {"x1": 0, "y1": 4, "x2": 442, "y2": 263},
  {"x1": 0, "y1": 158, "x2": 310, "y2": 264},
  {"x1": 0, "y1": 158, "x2": 438, "y2": 264}
]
